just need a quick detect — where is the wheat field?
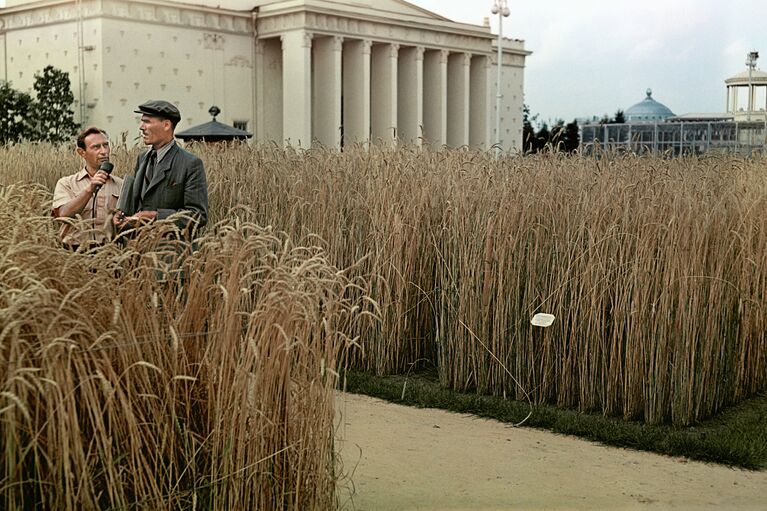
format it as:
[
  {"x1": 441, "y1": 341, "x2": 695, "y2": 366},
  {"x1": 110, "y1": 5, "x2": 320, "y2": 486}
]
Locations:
[
  {"x1": 192, "y1": 144, "x2": 765, "y2": 425},
  {"x1": 1, "y1": 142, "x2": 766, "y2": 507},
  {"x1": 0, "y1": 146, "x2": 370, "y2": 508}
]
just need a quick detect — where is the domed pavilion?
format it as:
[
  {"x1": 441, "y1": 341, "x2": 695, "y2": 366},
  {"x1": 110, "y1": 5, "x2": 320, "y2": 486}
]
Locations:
[{"x1": 625, "y1": 89, "x2": 675, "y2": 123}]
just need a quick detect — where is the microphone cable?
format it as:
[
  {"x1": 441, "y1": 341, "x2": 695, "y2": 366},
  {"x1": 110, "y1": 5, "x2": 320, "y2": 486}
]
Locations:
[{"x1": 91, "y1": 161, "x2": 114, "y2": 244}]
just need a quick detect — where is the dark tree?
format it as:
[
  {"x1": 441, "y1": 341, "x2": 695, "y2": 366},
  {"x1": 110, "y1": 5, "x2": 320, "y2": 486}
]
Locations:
[
  {"x1": 562, "y1": 119, "x2": 580, "y2": 153},
  {"x1": 611, "y1": 109, "x2": 626, "y2": 124},
  {"x1": 0, "y1": 82, "x2": 35, "y2": 144},
  {"x1": 522, "y1": 104, "x2": 537, "y2": 153},
  {"x1": 523, "y1": 108, "x2": 580, "y2": 154},
  {"x1": 550, "y1": 120, "x2": 565, "y2": 149},
  {"x1": 534, "y1": 123, "x2": 550, "y2": 152},
  {"x1": 32, "y1": 65, "x2": 78, "y2": 143}
]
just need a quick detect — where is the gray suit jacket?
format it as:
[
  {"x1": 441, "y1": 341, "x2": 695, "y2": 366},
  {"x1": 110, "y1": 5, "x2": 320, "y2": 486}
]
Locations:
[{"x1": 118, "y1": 142, "x2": 208, "y2": 233}]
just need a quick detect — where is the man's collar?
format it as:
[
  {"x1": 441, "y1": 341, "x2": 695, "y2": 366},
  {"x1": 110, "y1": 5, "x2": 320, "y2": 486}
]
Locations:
[
  {"x1": 152, "y1": 138, "x2": 176, "y2": 151},
  {"x1": 77, "y1": 166, "x2": 114, "y2": 181},
  {"x1": 154, "y1": 139, "x2": 176, "y2": 163}
]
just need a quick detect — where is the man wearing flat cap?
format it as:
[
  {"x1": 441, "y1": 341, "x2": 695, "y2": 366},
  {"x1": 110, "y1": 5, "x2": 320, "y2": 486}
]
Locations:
[{"x1": 114, "y1": 99, "x2": 208, "y2": 237}]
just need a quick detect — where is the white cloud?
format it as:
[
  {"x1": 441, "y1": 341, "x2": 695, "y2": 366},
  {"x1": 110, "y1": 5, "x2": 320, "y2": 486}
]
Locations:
[{"x1": 410, "y1": 0, "x2": 767, "y2": 121}]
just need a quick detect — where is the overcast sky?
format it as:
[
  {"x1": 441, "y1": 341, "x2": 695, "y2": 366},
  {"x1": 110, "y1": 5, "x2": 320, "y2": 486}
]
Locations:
[
  {"x1": 411, "y1": 0, "x2": 767, "y2": 126},
  {"x1": 2, "y1": 0, "x2": 765, "y2": 125}
]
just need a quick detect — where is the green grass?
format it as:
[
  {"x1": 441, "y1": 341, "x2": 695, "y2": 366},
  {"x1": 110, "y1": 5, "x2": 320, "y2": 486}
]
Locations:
[{"x1": 342, "y1": 369, "x2": 767, "y2": 470}]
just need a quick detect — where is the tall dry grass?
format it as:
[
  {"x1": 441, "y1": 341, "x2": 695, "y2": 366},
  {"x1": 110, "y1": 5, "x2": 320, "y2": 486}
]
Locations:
[
  {"x1": 0, "y1": 179, "x2": 366, "y2": 508},
  {"x1": 195, "y1": 144, "x2": 765, "y2": 426},
  {"x1": 1, "y1": 139, "x2": 765, "y2": 483},
  {"x1": 432, "y1": 152, "x2": 767, "y2": 424}
]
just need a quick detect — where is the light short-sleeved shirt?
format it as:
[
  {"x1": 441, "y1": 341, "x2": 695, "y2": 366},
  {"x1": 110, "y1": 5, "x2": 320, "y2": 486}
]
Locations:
[{"x1": 52, "y1": 168, "x2": 124, "y2": 246}]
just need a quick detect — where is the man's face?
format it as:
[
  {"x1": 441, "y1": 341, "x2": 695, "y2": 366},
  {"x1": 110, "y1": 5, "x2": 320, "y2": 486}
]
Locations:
[
  {"x1": 77, "y1": 132, "x2": 110, "y2": 172},
  {"x1": 139, "y1": 114, "x2": 172, "y2": 147}
]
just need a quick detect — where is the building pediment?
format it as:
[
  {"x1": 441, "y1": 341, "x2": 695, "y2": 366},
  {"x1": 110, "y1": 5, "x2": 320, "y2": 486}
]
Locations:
[
  {"x1": 151, "y1": 0, "x2": 449, "y2": 21},
  {"x1": 329, "y1": 0, "x2": 449, "y2": 21}
]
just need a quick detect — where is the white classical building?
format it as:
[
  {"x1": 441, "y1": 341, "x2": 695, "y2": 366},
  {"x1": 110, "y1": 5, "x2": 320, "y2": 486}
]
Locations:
[{"x1": 0, "y1": 0, "x2": 530, "y2": 150}]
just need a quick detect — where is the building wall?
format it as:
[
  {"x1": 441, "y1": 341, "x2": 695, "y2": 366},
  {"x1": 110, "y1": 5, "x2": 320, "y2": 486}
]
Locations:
[
  {"x1": 98, "y1": 8, "x2": 254, "y2": 143},
  {"x1": 0, "y1": 14, "x2": 85, "y2": 117},
  {"x1": 0, "y1": 0, "x2": 254, "y2": 144},
  {"x1": 0, "y1": 0, "x2": 529, "y2": 152},
  {"x1": 491, "y1": 39, "x2": 526, "y2": 153}
]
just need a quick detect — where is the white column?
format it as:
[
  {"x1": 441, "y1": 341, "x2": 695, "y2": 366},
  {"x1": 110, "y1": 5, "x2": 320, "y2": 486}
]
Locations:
[
  {"x1": 281, "y1": 30, "x2": 312, "y2": 147},
  {"x1": 342, "y1": 39, "x2": 371, "y2": 146},
  {"x1": 423, "y1": 49, "x2": 448, "y2": 146},
  {"x1": 397, "y1": 46, "x2": 424, "y2": 146},
  {"x1": 469, "y1": 55, "x2": 489, "y2": 149},
  {"x1": 371, "y1": 43, "x2": 399, "y2": 144},
  {"x1": 486, "y1": 55, "x2": 496, "y2": 149},
  {"x1": 255, "y1": 39, "x2": 265, "y2": 141},
  {"x1": 733, "y1": 87, "x2": 739, "y2": 112},
  {"x1": 726, "y1": 86, "x2": 730, "y2": 114},
  {"x1": 312, "y1": 35, "x2": 343, "y2": 148},
  {"x1": 0, "y1": 32, "x2": 6, "y2": 84},
  {"x1": 447, "y1": 52, "x2": 471, "y2": 147},
  {"x1": 257, "y1": 38, "x2": 283, "y2": 144}
]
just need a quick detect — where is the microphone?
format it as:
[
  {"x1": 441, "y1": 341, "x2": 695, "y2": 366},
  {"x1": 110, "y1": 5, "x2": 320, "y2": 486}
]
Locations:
[{"x1": 93, "y1": 161, "x2": 114, "y2": 194}]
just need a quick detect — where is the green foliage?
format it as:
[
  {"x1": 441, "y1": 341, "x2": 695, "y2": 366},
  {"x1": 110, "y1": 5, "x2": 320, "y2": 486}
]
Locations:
[
  {"x1": 32, "y1": 66, "x2": 78, "y2": 143},
  {"x1": 600, "y1": 109, "x2": 626, "y2": 124},
  {"x1": 0, "y1": 66, "x2": 78, "y2": 145},
  {"x1": 534, "y1": 122, "x2": 550, "y2": 151},
  {"x1": 0, "y1": 82, "x2": 35, "y2": 143},
  {"x1": 524, "y1": 105, "x2": 580, "y2": 153},
  {"x1": 562, "y1": 120, "x2": 580, "y2": 152},
  {"x1": 550, "y1": 119, "x2": 580, "y2": 153},
  {"x1": 522, "y1": 104, "x2": 537, "y2": 153}
]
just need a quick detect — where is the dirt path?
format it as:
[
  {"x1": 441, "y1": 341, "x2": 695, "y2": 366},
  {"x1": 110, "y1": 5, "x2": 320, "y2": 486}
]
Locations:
[{"x1": 334, "y1": 393, "x2": 767, "y2": 511}]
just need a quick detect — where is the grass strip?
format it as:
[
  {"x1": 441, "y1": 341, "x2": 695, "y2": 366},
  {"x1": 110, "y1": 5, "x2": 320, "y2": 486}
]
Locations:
[{"x1": 342, "y1": 370, "x2": 767, "y2": 470}]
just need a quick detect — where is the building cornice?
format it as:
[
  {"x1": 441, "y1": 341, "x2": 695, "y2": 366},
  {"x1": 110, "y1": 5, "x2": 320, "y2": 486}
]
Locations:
[
  {"x1": 0, "y1": 0, "x2": 252, "y2": 34},
  {"x1": 0, "y1": 0, "x2": 530, "y2": 61},
  {"x1": 257, "y1": 7, "x2": 507, "y2": 56}
]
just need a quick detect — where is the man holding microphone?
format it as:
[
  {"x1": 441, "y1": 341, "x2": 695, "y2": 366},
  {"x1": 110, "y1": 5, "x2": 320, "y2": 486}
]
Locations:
[{"x1": 52, "y1": 126, "x2": 123, "y2": 250}]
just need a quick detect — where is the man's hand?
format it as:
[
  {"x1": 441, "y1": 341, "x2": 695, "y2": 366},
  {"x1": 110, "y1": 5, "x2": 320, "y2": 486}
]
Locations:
[
  {"x1": 131, "y1": 211, "x2": 158, "y2": 223},
  {"x1": 113, "y1": 210, "x2": 157, "y2": 230},
  {"x1": 87, "y1": 170, "x2": 110, "y2": 194},
  {"x1": 112, "y1": 210, "x2": 127, "y2": 228}
]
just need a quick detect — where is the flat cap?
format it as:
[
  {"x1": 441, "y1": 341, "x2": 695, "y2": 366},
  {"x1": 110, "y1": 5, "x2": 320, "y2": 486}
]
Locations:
[{"x1": 134, "y1": 100, "x2": 181, "y2": 123}]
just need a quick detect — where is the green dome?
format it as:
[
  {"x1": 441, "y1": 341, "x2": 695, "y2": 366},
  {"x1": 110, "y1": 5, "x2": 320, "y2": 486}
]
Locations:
[{"x1": 625, "y1": 89, "x2": 675, "y2": 122}]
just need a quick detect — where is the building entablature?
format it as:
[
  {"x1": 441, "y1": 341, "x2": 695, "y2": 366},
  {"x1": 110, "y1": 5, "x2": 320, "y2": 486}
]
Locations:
[
  {"x1": 2, "y1": 0, "x2": 528, "y2": 61},
  {"x1": 0, "y1": 0, "x2": 253, "y2": 35},
  {"x1": 256, "y1": 9, "x2": 496, "y2": 56},
  {"x1": 256, "y1": 0, "x2": 487, "y2": 37}
]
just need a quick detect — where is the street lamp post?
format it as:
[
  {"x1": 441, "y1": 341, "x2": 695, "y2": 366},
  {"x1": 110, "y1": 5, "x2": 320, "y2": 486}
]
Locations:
[
  {"x1": 746, "y1": 51, "x2": 759, "y2": 122},
  {"x1": 491, "y1": 0, "x2": 510, "y2": 156},
  {"x1": 746, "y1": 51, "x2": 759, "y2": 154}
]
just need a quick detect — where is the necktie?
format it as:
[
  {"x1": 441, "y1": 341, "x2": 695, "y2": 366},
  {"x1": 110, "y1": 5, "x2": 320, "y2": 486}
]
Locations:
[{"x1": 144, "y1": 149, "x2": 157, "y2": 185}]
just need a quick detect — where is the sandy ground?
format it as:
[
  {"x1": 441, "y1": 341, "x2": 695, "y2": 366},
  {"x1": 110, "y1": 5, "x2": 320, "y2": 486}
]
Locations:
[{"x1": 334, "y1": 393, "x2": 767, "y2": 511}]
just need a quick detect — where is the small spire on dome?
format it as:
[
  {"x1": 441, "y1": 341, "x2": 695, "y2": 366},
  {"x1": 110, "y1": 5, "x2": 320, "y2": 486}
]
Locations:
[{"x1": 646, "y1": 88, "x2": 652, "y2": 98}]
